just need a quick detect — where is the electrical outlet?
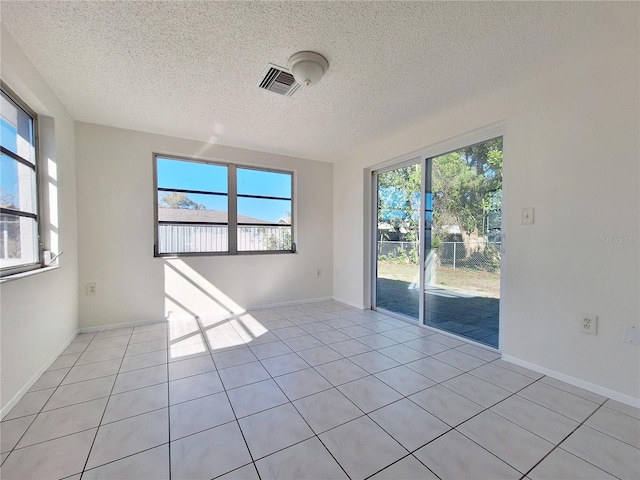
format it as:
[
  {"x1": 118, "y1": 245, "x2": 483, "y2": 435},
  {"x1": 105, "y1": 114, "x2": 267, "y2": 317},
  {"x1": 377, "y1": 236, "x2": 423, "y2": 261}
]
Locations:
[
  {"x1": 623, "y1": 325, "x2": 639, "y2": 345},
  {"x1": 521, "y1": 207, "x2": 534, "y2": 225},
  {"x1": 316, "y1": 268, "x2": 322, "y2": 278},
  {"x1": 579, "y1": 313, "x2": 597, "y2": 335},
  {"x1": 87, "y1": 282, "x2": 97, "y2": 296}
]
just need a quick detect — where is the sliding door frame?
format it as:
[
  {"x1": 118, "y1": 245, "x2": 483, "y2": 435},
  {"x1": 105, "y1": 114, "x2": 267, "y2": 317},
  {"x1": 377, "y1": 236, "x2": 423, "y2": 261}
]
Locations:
[
  {"x1": 372, "y1": 157, "x2": 425, "y2": 324},
  {"x1": 369, "y1": 121, "x2": 506, "y2": 351}
]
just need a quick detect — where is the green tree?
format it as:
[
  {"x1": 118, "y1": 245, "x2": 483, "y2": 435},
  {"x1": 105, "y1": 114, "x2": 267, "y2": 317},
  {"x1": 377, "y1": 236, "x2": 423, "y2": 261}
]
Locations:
[
  {"x1": 159, "y1": 192, "x2": 205, "y2": 210},
  {"x1": 265, "y1": 227, "x2": 292, "y2": 251},
  {"x1": 432, "y1": 137, "x2": 502, "y2": 242},
  {"x1": 377, "y1": 164, "x2": 421, "y2": 243}
]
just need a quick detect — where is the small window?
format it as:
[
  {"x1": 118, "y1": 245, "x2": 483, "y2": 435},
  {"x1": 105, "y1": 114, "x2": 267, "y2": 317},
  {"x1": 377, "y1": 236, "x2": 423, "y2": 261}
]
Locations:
[
  {"x1": 154, "y1": 155, "x2": 294, "y2": 255},
  {"x1": 1, "y1": 85, "x2": 40, "y2": 275}
]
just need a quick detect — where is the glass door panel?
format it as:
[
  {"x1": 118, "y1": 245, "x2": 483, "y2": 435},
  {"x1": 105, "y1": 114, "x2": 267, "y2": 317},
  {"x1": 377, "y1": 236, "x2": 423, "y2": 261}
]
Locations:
[
  {"x1": 425, "y1": 137, "x2": 503, "y2": 348},
  {"x1": 375, "y1": 163, "x2": 422, "y2": 320}
]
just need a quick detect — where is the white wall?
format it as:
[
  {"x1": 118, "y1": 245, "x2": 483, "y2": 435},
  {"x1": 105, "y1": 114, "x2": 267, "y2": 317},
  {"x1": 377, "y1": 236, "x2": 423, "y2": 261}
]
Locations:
[
  {"x1": 0, "y1": 29, "x2": 79, "y2": 414},
  {"x1": 333, "y1": 19, "x2": 640, "y2": 402},
  {"x1": 75, "y1": 123, "x2": 333, "y2": 329}
]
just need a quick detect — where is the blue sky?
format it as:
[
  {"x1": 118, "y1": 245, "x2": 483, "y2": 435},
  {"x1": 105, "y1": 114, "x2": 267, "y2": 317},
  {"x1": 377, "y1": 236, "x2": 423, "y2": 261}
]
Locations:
[
  {"x1": 1, "y1": 131, "x2": 292, "y2": 222},
  {"x1": 378, "y1": 186, "x2": 421, "y2": 223},
  {"x1": 157, "y1": 158, "x2": 292, "y2": 223},
  {"x1": 1, "y1": 120, "x2": 19, "y2": 205}
]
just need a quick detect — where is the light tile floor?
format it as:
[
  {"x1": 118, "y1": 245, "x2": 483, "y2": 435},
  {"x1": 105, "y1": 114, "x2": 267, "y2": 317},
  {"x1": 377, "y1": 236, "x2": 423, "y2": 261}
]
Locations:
[{"x1": 1, "y1": 301, "x2": 639, "y2": 479}]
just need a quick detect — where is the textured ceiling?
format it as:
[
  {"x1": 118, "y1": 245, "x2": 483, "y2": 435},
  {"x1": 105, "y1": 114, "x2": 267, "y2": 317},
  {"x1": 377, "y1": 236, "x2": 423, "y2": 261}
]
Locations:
[{"x1": 0, "y1": 1, "x2": 632, "y2": 162}]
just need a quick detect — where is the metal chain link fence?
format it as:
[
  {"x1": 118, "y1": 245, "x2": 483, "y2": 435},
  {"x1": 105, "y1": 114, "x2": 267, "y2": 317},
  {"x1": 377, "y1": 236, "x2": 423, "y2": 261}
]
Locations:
[{"x1": 378, "y1": 241, "x2": 501, "y2": 273}]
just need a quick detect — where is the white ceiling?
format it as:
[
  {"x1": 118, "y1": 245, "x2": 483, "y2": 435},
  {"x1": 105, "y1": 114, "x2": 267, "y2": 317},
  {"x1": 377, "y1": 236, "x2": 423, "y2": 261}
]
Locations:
[{"x1": 0, "y1": 1, "x2": 629, "y2": 162}]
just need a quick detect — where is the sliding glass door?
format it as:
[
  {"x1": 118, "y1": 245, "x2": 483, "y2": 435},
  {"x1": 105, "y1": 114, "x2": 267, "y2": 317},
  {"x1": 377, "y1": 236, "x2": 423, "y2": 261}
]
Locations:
[
  {"x1": 373, "y1": 137, "x2": 503, "y2": 349},
  {"x1": 425, "y1": 138, "x2": 502, "y2": 348},
  {"x1": 374, "y1": 162, "x2": 422, "y2": 321}
]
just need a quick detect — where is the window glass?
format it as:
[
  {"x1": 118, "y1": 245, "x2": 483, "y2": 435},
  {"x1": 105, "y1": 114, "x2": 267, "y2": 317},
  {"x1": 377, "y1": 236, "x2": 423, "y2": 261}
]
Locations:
[
  {"x1": 157, "y1": 158, "x2": 227, "y2": 193},
  {"x1": 0, "y1": 154, "x2": 37, "y2": 213},
  {"x1": 237, "y1": 197, "x2": 291, "y2": 225},
  {"x1": 1, "y1": 90, "x2": 34, "y2": 163},
  {"x1": 0, "y1": 86, "x2": 39, "y2": 275},
  {"x1": 237, "y1": 168, "x2": 291, "y2": 197},
  {"x1": 238, "y1": 225, "x2": 292, "y2": 252},
  {"x1": 158, "y1": 225, "x2": 228, "y2": 254},
  {"x1": 155, "y1": 156, "x2": 293, "y2": 255},
  {"x1": 0, "y1": 215, "x2": 38, "y2": 265},
  {"x1": 157, "y1": 192, "x2": 228, "y2": 218}
]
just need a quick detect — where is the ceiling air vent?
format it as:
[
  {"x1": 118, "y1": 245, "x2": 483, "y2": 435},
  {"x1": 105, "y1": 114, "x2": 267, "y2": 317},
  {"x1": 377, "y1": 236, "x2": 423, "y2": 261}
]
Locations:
[{"x1": 257, "y1": 64, "x2": 301, "y2": 97}]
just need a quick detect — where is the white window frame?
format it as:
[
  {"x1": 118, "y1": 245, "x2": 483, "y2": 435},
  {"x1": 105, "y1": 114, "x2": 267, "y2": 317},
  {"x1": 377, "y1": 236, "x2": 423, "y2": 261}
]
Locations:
[{"x1": 153, "y1": 154, "x2": 295, "y2": 256}]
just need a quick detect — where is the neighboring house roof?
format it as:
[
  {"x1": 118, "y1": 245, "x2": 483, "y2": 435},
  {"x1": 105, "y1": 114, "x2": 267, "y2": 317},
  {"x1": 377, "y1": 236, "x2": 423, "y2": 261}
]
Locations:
[
  {"x1": 158, "y1": 208, "x2": 276, "y2": 225},
  {"x1": 0, "y1": 203, "x2": 21, "y2": 225}
]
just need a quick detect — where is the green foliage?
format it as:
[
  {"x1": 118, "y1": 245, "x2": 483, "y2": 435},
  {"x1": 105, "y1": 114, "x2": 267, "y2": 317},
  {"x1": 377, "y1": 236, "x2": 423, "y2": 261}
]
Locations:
[
  {"x1": 265, "y1": 228, "x2": 292, "y2": 250},
  {"x1": 254, "y1": 226, "x2": 292, "y2": 251},
  {"x1": 378, "y1": 244, "x2": 419, "y2": 265},
  {"x1": 432, "y1": 137, "x2": 502, "y2": 239},
  {"x1": 159, "y1": 192, "x2": 205, "y2": 210},
  {"x1": 466, "y1": 245, "x2": 501, "y2": 273},
  {"x1": 377, "y1": 164, "x2": 421, "y2": 243}
]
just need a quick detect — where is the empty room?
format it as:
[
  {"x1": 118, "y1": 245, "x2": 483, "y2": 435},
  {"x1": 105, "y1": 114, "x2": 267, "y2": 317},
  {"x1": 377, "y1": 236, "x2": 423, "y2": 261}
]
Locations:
[{"x1": 1, "y1": 2, "x2": 638, "y2": 479}]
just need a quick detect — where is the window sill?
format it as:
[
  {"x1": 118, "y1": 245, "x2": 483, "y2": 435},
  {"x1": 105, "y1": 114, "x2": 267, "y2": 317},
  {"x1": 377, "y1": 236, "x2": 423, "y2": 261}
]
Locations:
[
  {"x1": 0, "y1": 265, "x2": 60, "y2": 284},
  {"x1": 155, "y1": 250, "x2": 297, "y2": 258}
]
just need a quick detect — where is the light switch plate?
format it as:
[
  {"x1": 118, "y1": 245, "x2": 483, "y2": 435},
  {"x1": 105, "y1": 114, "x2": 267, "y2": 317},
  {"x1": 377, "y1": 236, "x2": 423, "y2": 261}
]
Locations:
[
  {"x1": 521, "y1": 207, "x2": 534, "y2": 225},
  {"x1": 623, "y1": 325, "x2": 639, "y2": 344}
]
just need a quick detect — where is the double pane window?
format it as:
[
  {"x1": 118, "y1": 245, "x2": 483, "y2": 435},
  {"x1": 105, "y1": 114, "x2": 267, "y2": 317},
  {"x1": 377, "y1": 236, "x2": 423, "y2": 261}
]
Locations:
[
  {"x1": 1, "y1": 86, "x2": 39, "y2": 275},
  {"x1": 155, "y1": 155, "x2": 293, "y2": 255}
]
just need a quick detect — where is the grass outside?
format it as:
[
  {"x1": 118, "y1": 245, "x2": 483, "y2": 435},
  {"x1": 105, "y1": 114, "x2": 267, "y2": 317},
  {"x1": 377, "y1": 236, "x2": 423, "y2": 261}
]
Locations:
[{"x1": 377, "y1": 260, "x2": 500, "y2": 298}]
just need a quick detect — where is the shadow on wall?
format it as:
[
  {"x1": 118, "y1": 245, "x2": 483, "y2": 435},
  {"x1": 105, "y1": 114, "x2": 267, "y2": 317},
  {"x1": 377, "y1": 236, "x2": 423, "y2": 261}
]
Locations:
[{"x1": 163, "y1": 258, "x2": 271, "y2": 362}]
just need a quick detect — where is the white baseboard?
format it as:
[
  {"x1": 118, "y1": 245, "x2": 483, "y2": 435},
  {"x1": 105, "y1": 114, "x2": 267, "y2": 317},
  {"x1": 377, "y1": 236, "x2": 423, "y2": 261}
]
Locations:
[
  {"x1": 1, "y1": 328, "x2": 79, "y2": 420},
  {"x1": 332, "y1": 297, "x2": 365, "y2": 310},
  {"x1": 247, "y1": 296, "x2": 334, "y2": 311},
  {"x1": 80, "y1": 297, "x2": 349, "y2": 331},
  {"x1": 79, "y1": 317, "x2": 168, "y2": 333},
  {"x1": 502, "y1": 354, "x2": 640, "y2": 408}
]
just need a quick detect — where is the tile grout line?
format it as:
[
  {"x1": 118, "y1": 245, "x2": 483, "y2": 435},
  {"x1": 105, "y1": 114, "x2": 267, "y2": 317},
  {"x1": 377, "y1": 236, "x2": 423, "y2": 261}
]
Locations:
[
  {"x1": 235, "y1": 307, "x2": 471, "y2": 478},
  {"x1": 314, "y1": 353, "x2": 530, "y2": 479},
  {"x1": 66, "y1": 325, "x2": 546, "y2": 475},
  {"x1": 249, "y1": 312, "x2": 355, "y2": 480},
  {"x1": 199, "y1": 314, "x2": 264, "y2": 480},
  {"x1": 354, "y1": 344, "x2": 518, "y2": 477},
  {"x1": 231, "y1": 306, "x2": 362, "y2": 477},
  {"x1": 438, "y1": 372, "x2": 616, "y2": 479},
  {"x1": 441, "y1": 375, "x2": 554, "y2": 478},
  {"x1": 311, "y1": 308, "x2": 476, "y2": 479},
  {"x1": 79, "y1": 328, "x2": 136, "y2": 476},
  {"x1": 150, "y1": 308, "x2": 636, "y2": 476},
  {"x1": 519, "y1": 400, "x2": 612, "y2": 480},
  {"x1": 4, "y1": 303, "x2": 637, "y2": 479},
  {"x1": 164, "y1": 321, "x2": 172, "y2": 480},
  {"x1": 0, "y1": 331, "x2": 97, "y2": 466},
  {"x1": 67, "y1": 324, "x2": 169, "y2": 475},
  {"x1": 255, "y1": 307, "x2": 360, "y2": 472},
  {"x1": 364, "y1": 452, "x2": 442, "y2": 480},
  {"x1": 0, "y1": 319, "x2": 496, "y2": 460}
]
